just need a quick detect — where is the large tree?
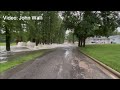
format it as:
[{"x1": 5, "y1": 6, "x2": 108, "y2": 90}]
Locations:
[
  {"x1": 62, "y1": 11, "x2": 119, "y2": 47},
  {"x1": 0, "y1": 11, "x2": 19, "y2": 51}
]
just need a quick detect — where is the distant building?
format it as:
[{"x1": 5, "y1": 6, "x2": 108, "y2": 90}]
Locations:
[
  {"x1": 86, "y1": 35, "x2": 120, "y2": 44},
  {"x1": 109, "y1": 35, "x2": 120, "y2": 44}
]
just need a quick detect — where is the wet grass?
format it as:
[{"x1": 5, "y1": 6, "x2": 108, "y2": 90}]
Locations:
[
  {"x1": 80, "y1": 44, "x2": 120, "y2": 73},
  {"x1": 0, "y1": 42, "x2": 16, "y2": 46},
  {"x1": 0, "y1": 49, "x2": 49, "y2": 73}
]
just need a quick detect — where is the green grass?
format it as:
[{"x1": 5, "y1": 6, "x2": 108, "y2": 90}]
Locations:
[
  {"x1": 80, "y1": 44, "x2": 120, "y2": 73},
  {"x1": 0, "y1": 50, "x2": 48, "y2": 73},
  {"x1": 0, "y1": 42, "x2": 16, "y2": 46}
]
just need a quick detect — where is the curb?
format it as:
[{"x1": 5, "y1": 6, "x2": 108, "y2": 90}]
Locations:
[{"x1": 79, "y1": 50, "x2": 120, "y2": 79}]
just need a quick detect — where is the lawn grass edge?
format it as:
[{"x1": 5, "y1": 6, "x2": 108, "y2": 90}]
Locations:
[
  {"x1": 79, "y1": 48, "x2": 120, "y2": 78},
  {"x1": 0, "y1": 49, "x2": 53, "y2": 74}
]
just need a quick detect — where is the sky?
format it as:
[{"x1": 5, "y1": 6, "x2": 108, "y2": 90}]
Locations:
[
  {"x1": 66, "y1": 30, "x2": 71, "y2": 34},
  {"x1": 117, "y1": 27, "x2": 120, "y2": 32}
]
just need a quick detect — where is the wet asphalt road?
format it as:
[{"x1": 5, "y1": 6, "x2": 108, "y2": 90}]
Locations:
[{"x1": 0, "y1": 45, "x2": 112, "y2": 79}]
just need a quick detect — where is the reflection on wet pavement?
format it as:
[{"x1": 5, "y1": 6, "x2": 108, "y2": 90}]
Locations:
[{"x1": 64, "y1": 50, "x2": 69, "y2": 58}]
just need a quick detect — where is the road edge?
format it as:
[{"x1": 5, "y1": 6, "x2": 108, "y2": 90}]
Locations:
[
  {"x1": 0, "y1": 49, "x2": 55, "y2": 79},
  {"x1": 79, "y1": 49, "x2": 120, "y2": 79}
]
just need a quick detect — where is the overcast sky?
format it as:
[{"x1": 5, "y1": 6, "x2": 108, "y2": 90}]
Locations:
[
  {"x1": 66, "y1": 30, "x2": 71, "y2": 34},
  {"x1": 117, "y1": 27, "x2": 120, "y2": 32}
]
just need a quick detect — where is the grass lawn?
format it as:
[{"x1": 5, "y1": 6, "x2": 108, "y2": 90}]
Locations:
[
  {"x1": 80, "y1": 44, "x2": 120, "y2": 73},
  {"x1": 0, "y1": 42, "x2": 16, "y2": 46},
  {"x1": 0, "y1": 49, "x2": 50, "y2": 73}
]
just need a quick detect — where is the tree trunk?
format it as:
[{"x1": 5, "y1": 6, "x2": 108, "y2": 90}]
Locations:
[
  {"x1": 20, "y1": 36, "x2": 23, "y2": 42},
  {"x1": 78, "y1": 37, "x2": 80, "y2": 47},
  {"x1": 32, "y1": 38, "x2": 35, "y2": 42},
  {"x1": 5, "y1": 26, "x2": 11, "y2": 51},
  {"x1": 83, "y1": 38, "x2": 86, "y2": 47},
  {"x1": 51, "y1": 39, "x2": 53, "y2": 44},
  {"x1": 73, "y1": 33, "x2": 74, "y2": 44},
  {"x1": 49, "y1": 34, "x2": 51, "y2": 44},
  {"x1": 59, "y1": 35, "x2": 61, "y2": 44},
  {"x1": 44, "y1": 40, "x2": 46, "y2": 44},
  {"x1": 39, "y1": 41, "x2": 41, "y2": 44},
  {"x1": 39, "y1": 39, "x2": 41, "y2": 44},
  {"x1": 16, "y1": 39, "x2": 19, "y2": 45},
  {"x1": 36, "y1": 39, "x2": 39, "y2": 46},
  {"x1": 80, "y1": 39, "x2": 82, "y2": 47}
]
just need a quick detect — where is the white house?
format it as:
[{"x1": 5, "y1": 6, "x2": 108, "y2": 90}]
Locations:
[
  {"x1": 86, "y1": 35, "x2": 120, "y2": 44},
  {"x1": 109, "y1": 35, "x2": 120, "y2": 44}
]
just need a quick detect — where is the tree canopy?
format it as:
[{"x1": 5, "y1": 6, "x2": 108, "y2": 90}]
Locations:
[
  {"x1": 62, "y1": 11, "x2": 120, "y2": 47},
  {"x1": 0, "y1": 11, "x2": 66, "y2": 51},
  {"x1": 0, "y1": 11, "x2": 120, "y2": 51}
]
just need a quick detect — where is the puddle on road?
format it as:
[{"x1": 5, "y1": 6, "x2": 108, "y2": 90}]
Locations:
[
  {"x1": 65, "y1": 50, "x2": 69, "y2": 58},
  {"x1": 64, "y1": 48, "x2": 73, "y2": 58}
]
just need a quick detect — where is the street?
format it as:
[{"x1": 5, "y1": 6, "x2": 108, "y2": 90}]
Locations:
[{"x1": 0, "y1": 45, "x2": 112, "y2": 79}]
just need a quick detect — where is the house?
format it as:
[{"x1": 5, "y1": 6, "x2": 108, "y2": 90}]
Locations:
[
  {"x1": 86, "y1": 35, "x2": 120, "y2": 44},
  {"x1": 109, "y1": 35, "x2": 120, "y2": 44}
]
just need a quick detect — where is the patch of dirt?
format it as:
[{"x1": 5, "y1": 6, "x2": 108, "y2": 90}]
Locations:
[{"x1": 79, "y1": 61, "x2": 89, "y2": 70}]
